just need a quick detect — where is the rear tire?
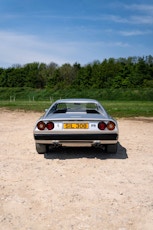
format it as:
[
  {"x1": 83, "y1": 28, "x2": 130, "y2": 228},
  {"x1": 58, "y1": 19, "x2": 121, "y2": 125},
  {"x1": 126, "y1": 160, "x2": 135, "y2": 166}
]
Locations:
[
  {"x1": 106, "y1": 143, "x2": 118, "y2": 154},
  {"x1": 36, "y1": 143, "x2": 47, "y2": 154}
]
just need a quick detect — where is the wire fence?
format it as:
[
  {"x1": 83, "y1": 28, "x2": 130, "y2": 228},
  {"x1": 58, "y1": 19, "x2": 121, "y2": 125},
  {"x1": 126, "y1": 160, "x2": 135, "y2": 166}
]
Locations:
[{"x1": 1, "y1": 96, "x2": 61, "y2": 103}]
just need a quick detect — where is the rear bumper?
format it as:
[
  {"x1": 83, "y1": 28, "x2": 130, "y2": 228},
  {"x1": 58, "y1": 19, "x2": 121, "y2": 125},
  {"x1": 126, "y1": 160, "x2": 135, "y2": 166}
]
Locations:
[{"x1": 34, "y1": 133, "x2": 118, "y2": 146}]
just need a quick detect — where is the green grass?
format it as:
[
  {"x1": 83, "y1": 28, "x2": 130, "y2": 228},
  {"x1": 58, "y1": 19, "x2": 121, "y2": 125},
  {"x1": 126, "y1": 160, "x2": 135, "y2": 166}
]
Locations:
[
  {"x1": 102, "y1": 101, "x2": 153, "y2": 117},
  {"x1": 0, "y1": 100, "x2": 153, "y2": 117},
  {"x1": 1, "y1": 87, "x2": 153, "y2": 101},
  {"x1": 0, "y1": 100, "x2": 51, "y2": 112}
]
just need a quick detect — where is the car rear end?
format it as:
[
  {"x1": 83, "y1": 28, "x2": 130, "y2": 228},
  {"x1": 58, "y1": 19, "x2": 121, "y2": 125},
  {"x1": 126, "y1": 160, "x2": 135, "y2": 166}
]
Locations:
[{"x1": 34, "y1": 113, "x2": 119, "y2": 153}]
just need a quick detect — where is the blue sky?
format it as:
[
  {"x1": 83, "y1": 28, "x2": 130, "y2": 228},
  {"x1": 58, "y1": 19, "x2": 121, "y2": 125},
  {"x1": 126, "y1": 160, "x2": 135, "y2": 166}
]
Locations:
[{"x1": 0, "y1": 0, "x2": 153, "y2": 67}]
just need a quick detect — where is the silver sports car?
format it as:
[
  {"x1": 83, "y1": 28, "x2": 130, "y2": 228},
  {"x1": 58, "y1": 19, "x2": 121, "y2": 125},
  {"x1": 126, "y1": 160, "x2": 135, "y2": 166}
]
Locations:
[{"x1": 33, "y1": 99, "x2": 119, "y2": 154}]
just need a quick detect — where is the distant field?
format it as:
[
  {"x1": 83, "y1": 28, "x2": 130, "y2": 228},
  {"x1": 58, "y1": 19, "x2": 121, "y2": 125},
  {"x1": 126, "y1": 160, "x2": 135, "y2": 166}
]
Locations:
[{"x1": 0, "y1": 100, "x2": 153, "y2": 117}]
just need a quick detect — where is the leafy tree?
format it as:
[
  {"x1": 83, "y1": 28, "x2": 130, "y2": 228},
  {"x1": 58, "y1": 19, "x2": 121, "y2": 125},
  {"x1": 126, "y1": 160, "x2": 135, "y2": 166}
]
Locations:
[
  {"x1": 24, "y1": 62, "x2": 40, "y2": 88},
  {"x1": 0, "y1": 55, "x2": 153, "y2": 89},
  {"x1": 47, "y1": 69, "x2": 61, "y2": 89},
  {"x1": 74, "y1": 64, "x2": 92, "y2": 89},
  {"x1": 0, "y1": 69, "x2": 8, "y2": 87}
]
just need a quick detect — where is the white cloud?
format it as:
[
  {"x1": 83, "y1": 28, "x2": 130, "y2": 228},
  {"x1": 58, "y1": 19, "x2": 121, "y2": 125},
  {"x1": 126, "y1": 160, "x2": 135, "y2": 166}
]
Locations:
[
  {"x1": 124, "y1": 4, "x2": 153, "y2": 12},
  {"x1": 131, "y1": 15, "x2": 153, "y2": 24},
  {"x1": 0, "y1": 30, "x2": 151, "y2": 68},
  {"x1": 119, "y1": 30, "x2": 152, "y2": 36},
  {"x1": 107, "y1": 3, "x2": 153, "y2": 25},
  {"x1": 107, "y1": 14, "x2": 153, "y2": 25},
  {"x1": 0, "y1": 31, "x2": 77, "y2": 66}
]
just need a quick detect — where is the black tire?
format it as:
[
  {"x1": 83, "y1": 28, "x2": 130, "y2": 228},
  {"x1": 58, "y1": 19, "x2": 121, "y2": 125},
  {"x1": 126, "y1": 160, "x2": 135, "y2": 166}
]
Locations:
[
  {"x1": 106, "y1": 143, "x2": 118, "y2": 154},
  {"x1": 36, "y1": 143, "x2": 47, "y2": 154}
]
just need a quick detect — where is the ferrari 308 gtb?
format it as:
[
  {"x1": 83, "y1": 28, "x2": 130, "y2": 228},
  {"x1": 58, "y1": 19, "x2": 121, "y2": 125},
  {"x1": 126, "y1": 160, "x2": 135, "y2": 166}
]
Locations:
[{"x1": 33, "y1": 99, "x2": 119, "y2": 154}]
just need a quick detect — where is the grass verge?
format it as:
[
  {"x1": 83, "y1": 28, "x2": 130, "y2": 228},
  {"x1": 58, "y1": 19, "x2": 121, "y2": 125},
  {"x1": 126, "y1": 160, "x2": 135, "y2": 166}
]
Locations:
[{"x1": 0, "y1": 100, "x2": 153, "y2": 117}]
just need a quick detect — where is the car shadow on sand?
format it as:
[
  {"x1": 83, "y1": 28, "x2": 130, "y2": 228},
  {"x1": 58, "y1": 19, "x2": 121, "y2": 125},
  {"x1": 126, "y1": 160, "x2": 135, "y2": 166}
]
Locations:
[{"x1": 44, "y1": 142, "x2": 128, "y2": 160}]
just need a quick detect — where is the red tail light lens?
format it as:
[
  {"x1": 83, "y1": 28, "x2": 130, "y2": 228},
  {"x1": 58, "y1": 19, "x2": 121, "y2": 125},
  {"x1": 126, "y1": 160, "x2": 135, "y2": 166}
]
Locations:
[
  {"x1": 37, "y1": 121, "x2": 45, "y2": 130},
  {"x1": 37, "y1": 121, "x2": 54, "y2": 130},
  {"x1": 98, "y1": 121, "x2": 106, "y2": 130},
  {"x1": 107, "y1": 121, "x2": 115, "y2": 130},
  {"x1": 46, "y1": 122, "x2": 54, "y2": 130}
]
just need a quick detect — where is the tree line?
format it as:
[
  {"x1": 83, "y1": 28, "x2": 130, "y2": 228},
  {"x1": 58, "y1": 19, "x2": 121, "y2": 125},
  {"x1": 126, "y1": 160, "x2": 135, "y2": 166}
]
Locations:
[{"x1": 0, "y1": 55, "x2": 153, "y2": 89}]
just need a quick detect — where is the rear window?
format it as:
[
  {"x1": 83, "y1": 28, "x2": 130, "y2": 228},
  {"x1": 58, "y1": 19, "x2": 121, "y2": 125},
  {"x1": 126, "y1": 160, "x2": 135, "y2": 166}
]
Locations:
[{"x1": 54, "y1": 102, "x2": 99, "y2": 113}]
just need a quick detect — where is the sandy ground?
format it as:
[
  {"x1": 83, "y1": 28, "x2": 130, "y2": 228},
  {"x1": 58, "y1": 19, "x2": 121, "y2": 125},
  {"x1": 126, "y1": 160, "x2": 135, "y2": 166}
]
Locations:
[{"x1": 0, "y1": 109, "x2": 153, "y2": 230}]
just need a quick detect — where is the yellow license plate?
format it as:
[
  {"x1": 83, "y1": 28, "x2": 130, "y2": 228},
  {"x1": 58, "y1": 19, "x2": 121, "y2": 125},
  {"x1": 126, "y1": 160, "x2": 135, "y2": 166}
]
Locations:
[{"x1": 63, "y1": 123, "x2": 89, "y2": 129}]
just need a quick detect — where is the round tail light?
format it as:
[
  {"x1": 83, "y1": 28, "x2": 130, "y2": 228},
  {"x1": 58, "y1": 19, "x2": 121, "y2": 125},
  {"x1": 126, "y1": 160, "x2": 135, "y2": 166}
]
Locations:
[
  {"x1": 37, "y1": 121, "x2": 45, "y2": 130},
  {"x1": 98, "y1": 121, "x2": 106, "y2": 130},
  {"x1": 46, "y1": 122, "x2": 54, "y2": 130},
  {"x1": 107, "y1": 121, "x2": 115, "y2": 130}
]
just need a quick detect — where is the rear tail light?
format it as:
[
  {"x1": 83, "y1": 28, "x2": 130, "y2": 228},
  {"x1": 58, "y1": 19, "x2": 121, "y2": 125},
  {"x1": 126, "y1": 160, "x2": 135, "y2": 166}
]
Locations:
[
  {"x1": 46, "y1": 122, "x2": 54, "y2": 130},
  {"x1": 98, "y1": 121, "x2": 107, "y2": 130},
  {"x1": 98, "y1": 121, "x2": 116, "y2": 130},
  {"x1": 37, "y1": 121, "x2": 46, "y2": 130},
  {"x1": 107, "y1": 121, "x2": 115, "y2": 130},
  {"x1": 37, "y1": 121, "x2": 54, "y2": 130}
]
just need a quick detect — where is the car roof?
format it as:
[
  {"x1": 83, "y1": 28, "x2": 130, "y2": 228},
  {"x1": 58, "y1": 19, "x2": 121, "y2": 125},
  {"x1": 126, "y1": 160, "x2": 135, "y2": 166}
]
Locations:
[{"x1": 54, "y1": 98, "x2": 99, "y2": 104}]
